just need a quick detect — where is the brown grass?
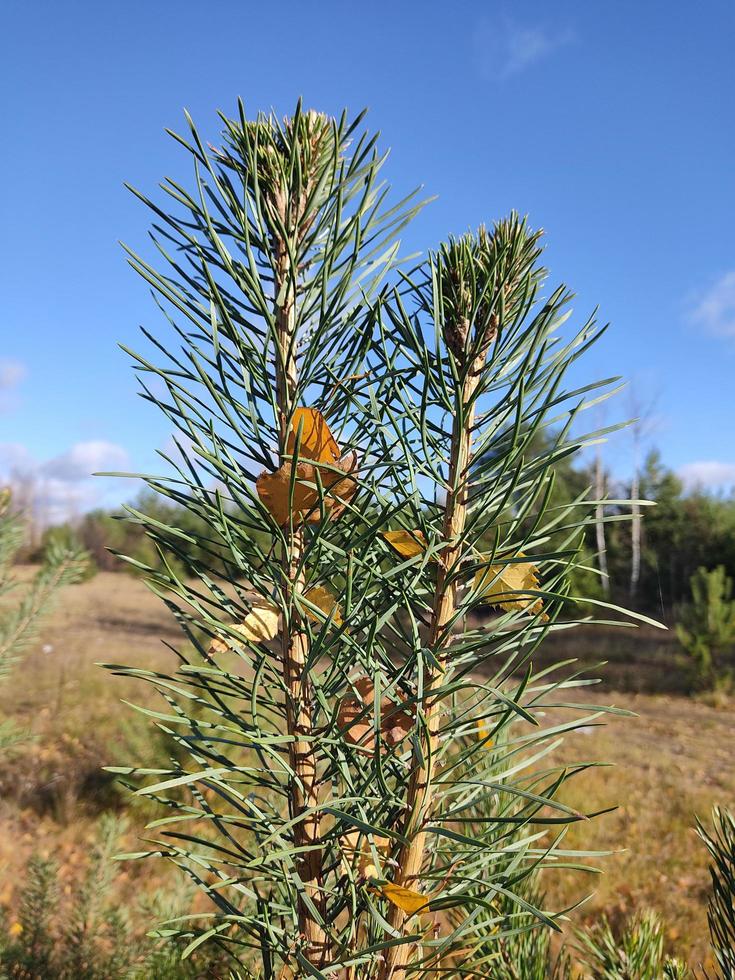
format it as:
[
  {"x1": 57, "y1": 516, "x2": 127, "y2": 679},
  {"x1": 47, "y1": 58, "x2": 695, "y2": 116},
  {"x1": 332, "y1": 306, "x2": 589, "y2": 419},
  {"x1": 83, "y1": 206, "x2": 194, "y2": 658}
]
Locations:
[
  {"x1": 0, "y1": 571, "x2": 732, "y2": 970},
  {"x1": 544, "y1": 691, "x2": 734, "y2": 970}
]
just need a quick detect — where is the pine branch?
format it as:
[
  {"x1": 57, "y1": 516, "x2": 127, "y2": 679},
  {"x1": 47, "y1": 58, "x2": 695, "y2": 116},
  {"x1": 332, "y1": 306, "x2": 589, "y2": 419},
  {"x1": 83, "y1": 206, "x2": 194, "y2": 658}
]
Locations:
[
  {"x1": 0, "y1": 504, "x2": 88, "y2": 679},
  {"x1": 698, "y1": 807, "x2": 735, "y2": 978}
]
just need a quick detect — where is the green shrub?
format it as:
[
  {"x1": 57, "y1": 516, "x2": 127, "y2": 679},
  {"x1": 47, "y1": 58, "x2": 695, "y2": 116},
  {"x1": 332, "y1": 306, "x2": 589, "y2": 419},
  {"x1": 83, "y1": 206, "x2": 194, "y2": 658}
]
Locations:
[
  {"x1": 697, "y1": 807, "x2": 735, "y2": 978},
  {"x1": 0, "y1": 815, "x2": 230, "y2": 979},
  {"x1": 0, "y1": 490, "x2": 88, "y2": 750},
  {"x1": 109, "y1": 100, "x2": 646, "y2": 976},
  {"x1": 574, "y1": 909, "x2": 690, "y2": 979},
  {"x1": 676, "y1": 565, "x2": 735, "y2": 687}
]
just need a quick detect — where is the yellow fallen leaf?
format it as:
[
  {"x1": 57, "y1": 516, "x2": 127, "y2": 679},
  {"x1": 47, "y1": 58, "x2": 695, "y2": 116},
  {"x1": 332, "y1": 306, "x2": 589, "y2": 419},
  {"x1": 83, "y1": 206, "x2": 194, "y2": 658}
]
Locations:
[
  {"x1": 473, "y1": 554, "x2": 545, "y2": 618},
  {"x1": 341, "y1": 829, "x2": 391, "y2": 877},
  {"x1": 303, "y1": 584, "x2": 343, "y2": 626},
  {"x1": 257, "y1": 408, "x2": 358, "y2": 526},
  {"x1": 378, "y1": 882, "x2": 430, "y2": 915},
  {"x1": 257, "y1": 454, "x2": 358, "y2": 526},
  {"x1": 8, "y1": 922, "x2": 23, "y2": 937},
  {"x1": 208, "y1": 583, "x2": 343, "y2": 653},
  {"x1": 476, "y1": 717, "x2": 493, "y2": 744},
  {"x1": 285, "y1": 407, "x2": 341, "y2": 463},
  {"x1": 337, "y1": 677, "x2": 414, "y2": 753},
  {"x1": 382, "y1": 529, "x2": 429, "y2": 559},
  {"x1": 208, "y1": 595, "x2": 280, "y2": 653}
]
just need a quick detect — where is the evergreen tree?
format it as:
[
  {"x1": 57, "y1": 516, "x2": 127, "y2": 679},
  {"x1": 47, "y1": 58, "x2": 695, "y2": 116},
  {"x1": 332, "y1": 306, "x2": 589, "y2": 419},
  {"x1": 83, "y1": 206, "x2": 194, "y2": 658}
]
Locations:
[
  {"x1": 0, "y1": 488, "x2": 88, "y2": 750},
  {"x1": 108, "y1": 102, "x2": 645, "y2": 976}
]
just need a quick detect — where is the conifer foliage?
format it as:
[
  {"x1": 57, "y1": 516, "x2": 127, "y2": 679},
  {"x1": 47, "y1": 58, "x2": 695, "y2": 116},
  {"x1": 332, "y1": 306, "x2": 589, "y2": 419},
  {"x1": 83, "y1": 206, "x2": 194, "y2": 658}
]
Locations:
[
  {"x1": 0, "y1": 489, "x2": 88, "y2": 750},
  {"x1": 108, "y1": 102, "x2": 647, "y2": 977}
]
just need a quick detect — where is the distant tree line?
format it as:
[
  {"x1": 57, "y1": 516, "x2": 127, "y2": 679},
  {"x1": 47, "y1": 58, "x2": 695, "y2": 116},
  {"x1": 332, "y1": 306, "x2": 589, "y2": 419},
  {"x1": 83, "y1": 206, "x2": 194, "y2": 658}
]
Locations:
[
  {"x1": 600, "y1": 449, "x2": 735, "y2": 618},
  {"x1": 18, "y1": 448, "x2": 735, "y2": 622}
]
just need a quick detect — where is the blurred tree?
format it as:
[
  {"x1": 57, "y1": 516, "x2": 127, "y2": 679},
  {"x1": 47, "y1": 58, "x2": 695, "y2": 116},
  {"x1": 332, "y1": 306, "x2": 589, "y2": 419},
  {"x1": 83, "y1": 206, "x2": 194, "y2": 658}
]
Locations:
[
  {"x1": 30, "y1": 443, "x2": 735, "y2": 628},
  {"x1": 0, "y1": 488, "x2": 88, "y2": 749},
  {"x1": 676, "y1": 565, "x2": 735, "y2": 685},
  {"x1": 636, "y1": 451, "x2": 735, "y2": 616}
]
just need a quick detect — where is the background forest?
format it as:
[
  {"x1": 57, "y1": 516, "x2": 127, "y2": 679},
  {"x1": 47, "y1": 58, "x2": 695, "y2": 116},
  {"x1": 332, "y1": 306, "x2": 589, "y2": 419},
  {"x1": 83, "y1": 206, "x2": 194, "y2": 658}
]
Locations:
[{"x1": 19, "y1": 441, "x2": 735, "y2": 682}]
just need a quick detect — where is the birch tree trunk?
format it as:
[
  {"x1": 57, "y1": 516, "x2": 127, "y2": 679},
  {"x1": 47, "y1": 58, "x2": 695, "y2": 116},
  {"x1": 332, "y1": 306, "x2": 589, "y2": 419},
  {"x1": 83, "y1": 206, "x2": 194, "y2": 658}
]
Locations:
[
  {"x1": 595, "y1": 448, "x2": 610, "y2": 598},
  {"x1": 630, "y1": 433, "x2": 641, "y2": 602}
]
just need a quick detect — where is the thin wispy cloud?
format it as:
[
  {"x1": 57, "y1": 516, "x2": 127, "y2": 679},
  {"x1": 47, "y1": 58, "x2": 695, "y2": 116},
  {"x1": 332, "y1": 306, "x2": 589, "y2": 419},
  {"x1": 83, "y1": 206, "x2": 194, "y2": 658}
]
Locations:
[
  {"x1": 0, "y1": 358, "x2": 26, "y2": 413},
  {"x1": 678, "y1": 460, "x2": 735, "y2": 493},
  {"x1": 41, "y1": 440, "x2": 128, "y2": 482},
  {"x1": 0, "y1": 439, "x2": 130, "y2": 525},
  {"x1": 688, "y1": 270, "x2": 735, "y2": 339},
  {"x1": 474, "y1": 16, "x2": 575, "y2": 80},
  {"x1": 0, "y1": 358, "x2": 26, "y2": 391}
]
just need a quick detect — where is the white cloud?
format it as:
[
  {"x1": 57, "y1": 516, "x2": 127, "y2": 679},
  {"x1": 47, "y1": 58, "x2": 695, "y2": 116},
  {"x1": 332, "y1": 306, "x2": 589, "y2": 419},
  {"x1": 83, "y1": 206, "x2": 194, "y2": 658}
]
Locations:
[
  {"x1": 688, "y1": 270, "x2": 735, "y2": 338},
  {"x1": 0, "y1": 442, "x2": 34, "y2": 471},
  {"x1": 475, "y1": 17, "x2": 575, "y2": 79},
  {"x1": 41, "y1": 440, "x2": 129, "y2": 482},
  {"x1": 678, "y1": 460, "x2": 735, "y2": 493},
  {"x1": 0, "y1": 359, "x2": 26, "y2": 391},
  {"x1": 0, "y1": 440, "x2": 129, "y2": 525},
  {"x1": 0, "y1": 359, "x2": 27, "y2": 413}
]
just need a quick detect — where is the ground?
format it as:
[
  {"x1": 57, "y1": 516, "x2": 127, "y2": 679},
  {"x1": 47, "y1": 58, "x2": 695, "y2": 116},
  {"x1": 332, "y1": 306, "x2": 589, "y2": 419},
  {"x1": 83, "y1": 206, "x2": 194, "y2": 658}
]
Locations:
[{"x1": 0, "y1": 571, "x2": 732, "y2": 971}]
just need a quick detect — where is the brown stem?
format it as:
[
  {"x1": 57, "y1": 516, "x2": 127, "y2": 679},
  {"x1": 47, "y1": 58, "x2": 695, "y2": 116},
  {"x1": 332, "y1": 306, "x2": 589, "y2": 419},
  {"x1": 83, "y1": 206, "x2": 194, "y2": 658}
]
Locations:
[
  {"x1": 379, "y1": 372, "x2": 479, "y2": 979},
  {"x1": 274, "y1": 244, "x2": 329, "y2": 967}
]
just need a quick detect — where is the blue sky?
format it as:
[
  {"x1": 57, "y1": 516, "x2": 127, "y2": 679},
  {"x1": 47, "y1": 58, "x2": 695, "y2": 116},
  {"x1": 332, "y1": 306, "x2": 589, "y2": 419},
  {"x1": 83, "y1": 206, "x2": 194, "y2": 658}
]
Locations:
[{"x1": 2, "y1": 0, "x2": 734, "y2": 521}]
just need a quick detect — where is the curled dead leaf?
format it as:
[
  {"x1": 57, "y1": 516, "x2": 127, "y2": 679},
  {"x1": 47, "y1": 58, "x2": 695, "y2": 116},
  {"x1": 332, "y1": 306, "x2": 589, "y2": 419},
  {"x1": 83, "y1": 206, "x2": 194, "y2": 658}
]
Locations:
[
  {"x1": 382, "y1": 699, "x2": 415, "y2": 747},
  {"x1": 257, "y1": 452, "x2": 358, "y2": 527},
  {"x1": 256, "y1": 407, "x2": 357, "y2": 526},
  {"x1": 336, "y1": 677, "x2": 414, "y2": 753},
  {"x1": 382, "y1": 529, "x2": 429, "y2": 559},
  {"x1": 302, "y1": 584, "x2": 343, "y2": 627},
  {"x1": 376, "y1": 882, "x2": 430, "y2": 915},
  {"x1": 207, "y1": 594, "x2": 280, "y2": 654},
  {"x1": 473, "y1": 554, "x2": 546, "y2": 619}
]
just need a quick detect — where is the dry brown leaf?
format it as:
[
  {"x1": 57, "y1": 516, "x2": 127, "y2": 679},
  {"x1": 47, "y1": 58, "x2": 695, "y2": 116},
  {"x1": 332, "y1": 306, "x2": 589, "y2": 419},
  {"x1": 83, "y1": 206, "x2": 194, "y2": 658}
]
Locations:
[
  {"x1": 382, "y1": 699, "x2": 414, "y2": 747},
  {"x1": 285, "y1": 407, "x2": 340, "y2": 463},
  {"x1": 378, "y1": 882, "x2": 430, "y2": 915},
  {"x1": 473, "y1": 554, "x2": 546, "y2": 618},
  {"x1": 382, "y1": 529, "x2": 429, "y2": 559},
  {"x1": 337, "y1": 677, "x2": 414, "y2": 753},
  {"x1": 207, "y1": 595, "x2": 280, "y2": 654},
  {"x1": 336, "y1": 680, "x2": 374, "y2": 751},
  {"x1": 256, "y1": 453, "x2": 358, "y2": 526},
  {"x1": 303, "y1": 584, "x2": 343, "y2": 626}
]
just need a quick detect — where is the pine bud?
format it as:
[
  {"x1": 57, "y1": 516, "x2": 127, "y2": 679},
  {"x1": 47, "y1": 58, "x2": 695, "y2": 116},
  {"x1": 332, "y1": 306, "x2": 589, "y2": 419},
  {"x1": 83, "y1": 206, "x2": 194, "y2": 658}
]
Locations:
[{"x1": 439, "y1": 214, "x2": 545, "y2": 371}]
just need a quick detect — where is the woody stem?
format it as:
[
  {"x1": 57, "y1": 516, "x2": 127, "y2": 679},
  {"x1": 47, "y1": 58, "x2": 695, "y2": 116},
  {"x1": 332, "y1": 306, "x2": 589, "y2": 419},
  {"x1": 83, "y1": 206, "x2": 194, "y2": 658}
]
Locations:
[
  {"x1": 274, "y1": 244, "x2": 329, "y2": 967},
  {"x1": 379, "y1": 371, "x2": 478, "y2": 979}
]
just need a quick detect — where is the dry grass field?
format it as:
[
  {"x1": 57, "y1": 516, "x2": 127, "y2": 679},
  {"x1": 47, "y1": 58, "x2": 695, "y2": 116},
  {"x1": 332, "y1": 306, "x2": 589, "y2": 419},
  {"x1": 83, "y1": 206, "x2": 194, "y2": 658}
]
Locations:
[{"x1": 0, "y1": 571, "x2": 733, "y2": 971}]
